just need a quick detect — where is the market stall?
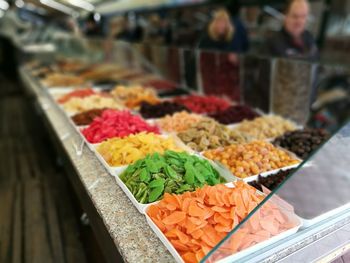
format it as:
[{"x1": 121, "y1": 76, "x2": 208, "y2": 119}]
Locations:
[{"x1": 17, "y1": 34, "x2": 350, "y2": 263}]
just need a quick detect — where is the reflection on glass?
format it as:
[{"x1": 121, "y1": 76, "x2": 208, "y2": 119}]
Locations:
[
  {"x1": 198, "y1": 51, "x2": 240, "y2": 101},
  {"x1": 241, "y1": 55, "x2": 271, "y2": 112},
  {"x1": 277, "y1": 121, "x2": 350, "y2": 223},
  {"x1": 201, "y1": 121, "x2": 350, "y2": 262},
  {"x1": 203, "y1": 188, "x2": 301, "y2": 262}
]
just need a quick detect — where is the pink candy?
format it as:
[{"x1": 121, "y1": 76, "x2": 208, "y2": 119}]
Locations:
[{"x1": 82, "y1": 109, "x2": 160, "y2": 143}]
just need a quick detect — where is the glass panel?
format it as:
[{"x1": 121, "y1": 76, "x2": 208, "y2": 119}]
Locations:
[
  {"x1": 271, "y1": 58, "x2": 316, "y2": 125},
  {"x1": 202, "y1": 191, "x2": 301, "y2": 262},
  {"x1": 197, "y1": 50, "x2": 241, "y2": 101},
  {"x1": 241, "y1": 55, "x2": 272, "y2": 112},
  {"x1": 201, "y1": 121, "x2": 350, "y2": 262},
  {"x1": 277, "y1": 122, "x2": 350, "y2": 221}
]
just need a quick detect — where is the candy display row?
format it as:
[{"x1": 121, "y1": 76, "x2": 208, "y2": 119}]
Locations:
[
  {"x1": 50, "y1": 87, "x2": 307, "y2": 184},
  {"x1": 41, "y1": 83, "x2": 309, "y2": 263}
]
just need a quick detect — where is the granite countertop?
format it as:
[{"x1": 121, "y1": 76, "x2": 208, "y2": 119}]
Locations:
[{"x1": 19, "y1": 68, "x2": 176, "y2": 263}]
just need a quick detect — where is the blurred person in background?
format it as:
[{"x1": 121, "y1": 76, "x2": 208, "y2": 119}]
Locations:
[
  {"x1": 84, "y1": 13, "x2": 103, "y2": 37},
  {"x1": 144, "y1": 14, "x2": 165, "y2": 44},
  {"x1": 0, "y1": 0, "x2": 31, "y2": 79},
  {"x1": 198, "y1": 8, "x2": 249, "y2": 53},
  {"x1": 110, "y1": 16, "x2": 142, "y2": 42},
  {"x1": 127, "y1": 14, "x2": 144, "y2": 42},
  {"x1": 265, "y1": 0, "x2": 319, "y2": 61}
]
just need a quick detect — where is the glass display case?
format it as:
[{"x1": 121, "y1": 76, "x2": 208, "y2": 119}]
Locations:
[{"x1": 21, "y1": 33, "x2": 350, "y2": 262}]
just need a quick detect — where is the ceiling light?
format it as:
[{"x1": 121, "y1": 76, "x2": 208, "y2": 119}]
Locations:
[
  {"x1": 67, "y1": 0, "x2": 94, "y2": 12},
  {"x1": 15, "y1": 0, "x2": 24, "y2": 8},
  {"x1": 40, "y1": 0, "x2": 74, "y2": 15},
  {"x1": 0, "y1": 0, "x2": 9, "y2": 10},
  {"x1": 93, "y1": 13, "x2": 100, "y2": 22}
]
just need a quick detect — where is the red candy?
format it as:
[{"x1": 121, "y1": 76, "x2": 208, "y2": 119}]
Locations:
[
  {"x1": 173, "y1": 95, "x2": 231, "y2": 114},
  {"x1": 82, "y1": 109, "x2": 160, "y2": 143},
  {"x1": 58, "y1": 89, "x2": 96, "y2": 104}
]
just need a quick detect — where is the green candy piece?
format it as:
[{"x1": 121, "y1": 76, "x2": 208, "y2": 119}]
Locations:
[
  {"x1": 165, "y1": 165, "x2": 180, "y2": 179},
  {"x1": 149, "y1": 178, "x2": 165, "y2": 188},
  {"x1": 148, "y1": 184, "x2": 164, "y2": 203},
  {"x1": 139, "y1": 168, "x2": 151, "y2": 182},
  {"x1": 122, "y1": 150, "x2": 226, "y2": 203}
]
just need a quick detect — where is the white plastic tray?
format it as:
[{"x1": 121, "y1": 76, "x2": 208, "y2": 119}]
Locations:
[
  {"x1": 216, "y1": 210, "x2": 302, "y2": 263},
  {"x1": 92, "y1": 133, "x2": 195, "y2": 173},
  {"x1": 91, "y1": 144, "x2": 128, "y2": 174},
  {"x1": 202, "y1": 147, "x2": 301, "y2": 183},
  {"x1": 145, "y1": 191, "x2": 302, "y2": 263},
  {"x1": 242, "y1": 163, "x2": 301, "y2": 183},
  {"x1": 110, "y1": 155, "x2": 237, "y2": 214},
  {"x1": 111, "y1": 169, "x2": 151, "y2": 213}
]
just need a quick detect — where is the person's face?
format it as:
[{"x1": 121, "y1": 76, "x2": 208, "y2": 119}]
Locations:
[
  {"x1": 87, "y1": 21, "x2": 95, "y2": 29},
  {"x1": 214, "y1": 18, "x2": 228, "y2": 36},
  {"x1": 285, "y1": 1, "x2": 309, "y2": 38}
]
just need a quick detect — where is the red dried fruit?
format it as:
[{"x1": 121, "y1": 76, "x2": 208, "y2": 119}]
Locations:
[{"x1": 82, "y1": 109, "x2": 160, "y2": 143}]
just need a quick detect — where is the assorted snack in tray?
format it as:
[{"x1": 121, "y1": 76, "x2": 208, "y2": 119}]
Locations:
[
  {"x1": 156, "y1": 111, "x2": 205, "y2": 133},
  {"x1": 177, "y1": 119, "x2": 250, "y2": 152},
  {"x1": 110, "y1": 85, "x2": 160, "y2": 109},
  {"x1": 62, "y1": 94, "x2": 123, "y2": 114},
  {"x1": 42, "y1": 73, "x2": 86, "y2": 87},
  {"x1": 119, "y1": 151, "x2": 225, "y2": 203},
  {"x1": 208, "y1": 105, "x2": 260, "y2": 125},
  {"x1": 56, "y1": 59, "x2": 89, "y2": 73},
  {"x1": 39, "y1": 61, "x2": 309, "y2": 263},
  {"x1": 203, "y1": 141, "x2": 300, "y2": 178},
  {"x1": 97, "y1": 133, "x2": 183, "y2": 166},
  {"x1": 140, "y1": 101, "x2": 190, "y2": 119},
  {"x1": 78, "y1": 64, "x2": 124, "y2": 81},
  {"x1": 71, "y1": 108, "x2": 106, "y2": 126},
  {"x1": 273, "y1": 128, "x2": 329, "y2": 159},
  {"x1": 249, "y1": 168, "x2": 296, "y2": 192},
  {"x1": 147, "y1": 182, "x2": 298, "y2": 263},
  {"x1": 82, "y1": 110, "x2": 159, "y2": 143},
  {"x1": 173, "y1": 95, "x2": 231, "y2": 114},
  {"x1": 234, "y1": 115, "x2": 297, "y2": 140},
  {"x1": 57, "y1": 89, "x2": 97, "y2": 104}
]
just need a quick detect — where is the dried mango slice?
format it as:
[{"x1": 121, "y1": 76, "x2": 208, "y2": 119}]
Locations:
[
  {"x1": 147, "y1": 183, "x2": 298, "y2": 263},
  {"x1": 97, "y1": 133, "x2": 181, "y2": 166}
]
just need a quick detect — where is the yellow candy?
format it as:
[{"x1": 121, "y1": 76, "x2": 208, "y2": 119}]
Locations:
[{"x1": 97, "y1": 132, "x2": 183, "y2": 166}]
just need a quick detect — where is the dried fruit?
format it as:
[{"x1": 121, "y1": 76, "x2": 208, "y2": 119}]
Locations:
[
  {"x1": 71, "y1": 108, "x2": 106, "y2": 126},
  {"x1": 140, "y1": 101, "x2": 190, "y2": 119},
  {"x1": 203, "y1": 141, "x2": 300, "y2": 179},
  {"x1": 248, "y1": 169, "x2": 296, "y2": 191},
  {"x1": 62, "y1": 94, "x2": 123, "y2": 114},
  {"x1": 57, "y1": 88, "x2": 96, "y2": 104},
  {"x1": 110, "y1": 85, "x2": 160, "y2": 109},
  {"x1": 97, "y1": 133, "x2": 183, "y2": 166},
  {"x1": 177, "y1": 119, "x2": 250, "y2": 152},
  {"x1": 208, "y1": 105, "x2": 260, "y2": 125},
  {"x1": 119, "y1": 151, "x2": 225, "y2": 204},
  {"x1": 42, "y1": 73, "x2": 85, "y2": 87},
  {"x1": 157, "y1": 111, "x2": 205, "y2": 133},
  {"x1": 273, "y1": 128, "x2": 329, "y2": 159},
  {"x1": 82, "y1": 110, "x2": 159, "y2": 143},
  {"x1": 173, "y1": 95, "x2": 231, "y2": 114},
  {"x1": 234, "y1": 115, "x2": 297, "y2": 140},
  {"x1": 147, "y1": 182, "x2": 297, "y2": 263}
]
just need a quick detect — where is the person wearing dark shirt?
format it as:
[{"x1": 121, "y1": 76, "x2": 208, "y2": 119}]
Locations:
[
  {"x1": 265, "y1": 0, "x2": 319, "y2": 61},
  {"x1": 198, "y1": 9, "x2": 249, "y2": 53}
]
